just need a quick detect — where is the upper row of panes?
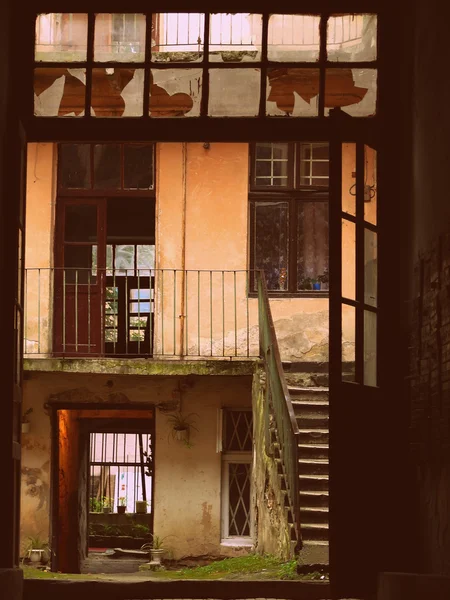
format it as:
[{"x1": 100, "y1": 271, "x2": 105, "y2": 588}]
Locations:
[{"x1": 35, "y1": 13, "x2": 377, "y2": 64}]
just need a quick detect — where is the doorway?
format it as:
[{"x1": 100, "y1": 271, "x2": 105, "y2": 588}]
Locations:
[{"x1": 53, "y1": 406, "x2": 154, "y2": 574}]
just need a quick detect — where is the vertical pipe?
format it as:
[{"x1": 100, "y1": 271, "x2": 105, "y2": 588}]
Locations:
[
  {"x1": 137, "y1": 269, "x2": 141, "y2": 355},
  {"x1": 87, "y1": 271, "x2": 91, "y2": 354},
  {"x1": 161, "y1": 269, "x2": 164, "y2": 355},
  {"x1": 173, "y1": 270, "x2": 176, "y2": 356},
  {"x1": 75, "y1": 269, "x2": 78, "y2": 352},
  {"x1": 38, "y1": 269, "x2": 41, "y2": 353},
  {"x1": 222, "y1": 271, "x2": 225, "y2": 356},
  {"x1": 246, "y1": 271, "x2": 250, "y2": 357},
  {"x1": 179, "y1": 143, "x2": 187, "y2": 356},
  {"x1": 210, "y1": 270, "x2": 213, "y2": 356},
  {"x1": 197, "y1": 270, "x2": 200, "y2": 356},
  {"x1": 234, "y1": 270, "x2": 237, "y2": 356}
]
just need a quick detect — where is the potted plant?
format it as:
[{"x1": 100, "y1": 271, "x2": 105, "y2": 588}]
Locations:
[
  {"x1": 117, "y1": 496, "x2": 127, "y2": 514},
  {"x1": 102, "y1": 497, "x2": 113, "y2": 514},
  {"x1": 311, "y1": 278, "x2": 321, "y2": 290},
  {"x1": 22, "y1": 408, "x2": 33, "y2": 434},
  {"x1": 141, "y1": 534, "x2": 172, "y2": 565},
  {"x1": 318, "y1": 269, "x2": 329, "y2": 290},
  {"x1": 166, "y1": 412, "x2": 199, "y2": 445},
  {"x1": 26, "y1": 535, "x2": 49, "y2": 565},
  {"x1": 300, "y1": 277, "x2": 312, "y2": 290},
  {"x1": 135, "y1": 499, "x2": 149, "y2": 514}
]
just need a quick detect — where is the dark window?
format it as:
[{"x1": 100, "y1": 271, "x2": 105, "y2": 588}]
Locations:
[
  {"x1": 58, "y1": 143, "x2": 155, "y2": 193},
  {"x1": 250, "y1": 142, "x2": 329, "y2": 295}
]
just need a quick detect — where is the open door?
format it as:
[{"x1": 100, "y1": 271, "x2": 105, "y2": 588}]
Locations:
[{"x1": 329, "y1": 114, "x2": 382, "y2": 597}]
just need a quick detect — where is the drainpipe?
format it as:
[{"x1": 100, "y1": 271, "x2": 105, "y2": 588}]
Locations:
[{"x1": 179, "y1": 142, "x2": 187, "y2": 356}]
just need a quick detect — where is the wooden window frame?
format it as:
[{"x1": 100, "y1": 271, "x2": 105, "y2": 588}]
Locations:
[
  {"x1": 57, "y1": 142, "x2": 156, "y2": 197},
  {"x1": 249, "y1": 141, "x2": 329, "y2": 297}
]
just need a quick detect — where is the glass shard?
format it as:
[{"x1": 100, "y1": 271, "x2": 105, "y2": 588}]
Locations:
[
  {"x1": 266, "y1": 68, "x2": 319, "y2": 116},
  {"x1": 35, "y1": 13, "x2": 88, "y2": 62},
  {"x1": 327, "y1": 14, "x2": 377, "y2": 62},
  {"x1": 95, "y1": 14, "x2": 146, "y2": 62},
  {"x1": 364, "y1": 310, "x2": 377, "y2": 386},
  {"x1": 209, "y1": 13, "x2": 262, "y2": 62},
  {"x1": 91, "y1": 68, "x2": 144, "y2": 117},
  {"x1": 364, "y1": 229, "x2": 377, "y2": 308},
  {"x1": 34, "y1": 68, "x2": 86, "y2": 117},
  {"x1": 325, "y1": 68, "x2": 377, "y2": 116},
  {"x1": 152, "y1": 13, "x2": 204, "y2": 62},
  {"x1": 150, "y1": 69, "x2": 202, "y2": 117},
  {"x1": 209, "y1": 68, "x2": 260, "y2": 116},
  {"x1": 268, "y1": 14, "x2": 320, "y2": 62}
]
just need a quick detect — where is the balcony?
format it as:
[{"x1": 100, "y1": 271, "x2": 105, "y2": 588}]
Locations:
[{"x1": 24, "y1": 268, "x2": 260, "y2": 361}]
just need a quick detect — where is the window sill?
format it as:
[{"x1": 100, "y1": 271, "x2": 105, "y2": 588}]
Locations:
[{"x1": 220, "y1": 538, "x2": 254, "y2": 548}]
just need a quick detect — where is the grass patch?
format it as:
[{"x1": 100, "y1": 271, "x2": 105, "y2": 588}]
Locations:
[
  {"x1": 152, "y1": 554, "x2": 303, "y2": 580},
  {"x1": 21, "y1": 566, "x2": 100, "y2": 580}
]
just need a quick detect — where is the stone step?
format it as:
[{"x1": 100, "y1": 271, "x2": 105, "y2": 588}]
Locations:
[
  {"x1": 296, "y1": 415, "x2": 329, "y2": 429},
  {"x1": 300, "y1": 506, "x2": 329, "y2": 525},
  {"x1": 288, "y1": 385, "x2": 329, "y2": 398},
  {"x1": 284, "y1": 372, "x2": 330, "y2": 388},
  {"x1": 299, "y1": 474, "x2": 329, "y2": 492},
  {"x1": 298, "y1": 458, "x2": 329, "y2": 476},
  {"x1": 298, "y1": 428, "x2": 329, "y2": 444},
  {"x1": 301, "y1": 523, "x2": 329, "y2": 542},
  {"x1": 299, "y1": 490, "x2": 329, "y2": 508},
  {"x1": 292, "y1": 401, "x2": 329, "y2": 419},
  {"x1": 298, "y1": 443, "x2": 329, "y2": 459},
  {"x1": 297, "y1": 540, "x2": 329, "y2": 566}
]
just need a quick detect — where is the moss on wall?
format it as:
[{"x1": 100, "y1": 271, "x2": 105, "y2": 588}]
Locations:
[{"x1": 251, "y1": 366, "x2": 293, "y2": 559}]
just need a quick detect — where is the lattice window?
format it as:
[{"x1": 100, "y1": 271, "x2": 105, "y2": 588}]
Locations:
[{"x1": 220, "y1": 408, "x2": 252, "y2": 542}]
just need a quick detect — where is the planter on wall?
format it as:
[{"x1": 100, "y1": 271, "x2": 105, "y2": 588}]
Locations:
[
  {"x1": 135, "y1": 501, "x2": 148, "y2": 514},
  {"x1": 28, "y1": 549, "x2": 44, "y2": 564},
  {"x1": 174, "y1": 428, "x2": 188, "y2": 442},
  {"x1": 150, "y1": 548, "x2": 165, "y2": 564},
  {"x1": 117, "y1": 506, "x2": 126, "y2": 514},
  {"x1": 22, "y1": 422, "x2": 30, "y2": 434}
]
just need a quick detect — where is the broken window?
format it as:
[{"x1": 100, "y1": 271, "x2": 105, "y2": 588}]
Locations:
[
  {"x1": 33, "y1": 12, "x2": 377, "y2": 119},
  {"x1": 250, "y1": 142, "x2": 329, "y2": 295},
  {"x1": 220, "y1": 409, "x2": 253, "y2": 541}
]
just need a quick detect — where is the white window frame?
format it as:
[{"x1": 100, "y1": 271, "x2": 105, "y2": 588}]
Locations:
[{"x1": 221, "y1": 452, "x2": 253, "y2": 545}]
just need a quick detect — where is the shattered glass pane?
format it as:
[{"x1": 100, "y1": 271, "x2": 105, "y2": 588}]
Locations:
[
  {"x1": 299, "y1": 143, "x2": 329, "y2": 186},
  {"x1": 152, "y1": 13, "x2": 204, "y2": 62},
  {"x1": 209, "y1": 13, "x2": 262, "y2": 62},
  {"x1": 91, "y1": 68, "x2": 144, "y2": 117},
  {"x1": 150, "y1": 69, "x2": 202, "y2": 117},
  {"x1": 325, "y1": 68, "x2": 377, "y2": 117},
  {"x1": 209, "y1": 69, "x2": 260, "y2": 116},
  {"x1": 364, "y1": 145, "x2": 377, "y2": 225},
  {"x1": 254, "y1": 143, "x2": 289, "y2": 187},
  {"x1": 327, "y1": 14, "x2": 377, "y2": 62},
  {"x1": 297, "y1": 202, "x2": 329, "y2": 291},
  {"x1": 254, "y1": 202, "x2": 289, "y2": 291},
  {"x1": 94, "y1": 14, "x2": 146, "y2": 62},
  {"x1": 266, "y1": 68, "x2": 319, "y2": 116},
  {"x1": 268, "y1": 14, "x2": 320, "y2": 62},
  {"x1": 35, "y1": 13, "x2": 88, "y2": 62},
  {"x1": 34, "y1": 68, "x2": 86, "y2": 117}
]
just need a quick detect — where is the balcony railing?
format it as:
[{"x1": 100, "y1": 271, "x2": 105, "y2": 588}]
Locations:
[{"x1": 24, "y1": 268, "x2": 260, "y2": 359}]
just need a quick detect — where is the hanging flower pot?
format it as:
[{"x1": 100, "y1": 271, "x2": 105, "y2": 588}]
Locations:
[
  {"x1": 29, "y1": 549, "x2": 44, "y2": 564},
  {"x1": 135, "y1": 500, "x2": 148, "y2": 514},
  {"x1": 174, "y1": 428, "x2": 188, "y2": 442},
  {"x1": 22, "y1": 422, "x2": 31, "y2": 434}
]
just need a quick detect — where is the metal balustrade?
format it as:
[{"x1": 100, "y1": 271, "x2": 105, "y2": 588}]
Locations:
[{"x1": 24, "y1": 268, "x2": 260, "y2": 359}]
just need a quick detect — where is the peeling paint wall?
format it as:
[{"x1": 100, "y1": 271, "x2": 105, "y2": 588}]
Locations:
[{"x1": 21, "y1": 372, "x2": 253, "y2": 561}]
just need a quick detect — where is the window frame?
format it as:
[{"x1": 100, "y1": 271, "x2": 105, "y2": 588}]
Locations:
[
  {"x1": 57, "y1": 142, "x2": 156, "y2": 197},
  {"x1": 249, "y1": 141, "x2": 329, "y2": 297}
]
